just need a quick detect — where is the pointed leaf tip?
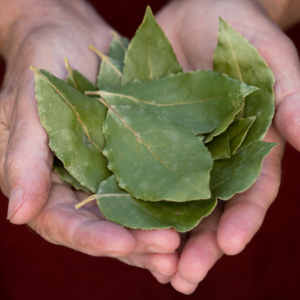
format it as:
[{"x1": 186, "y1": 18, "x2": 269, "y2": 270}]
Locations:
[{"x1": 146, "y1": 6, "x2": 153, "y2": 15}]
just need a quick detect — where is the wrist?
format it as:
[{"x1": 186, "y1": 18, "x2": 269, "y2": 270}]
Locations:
[
  {"x1": 0, "y1": 0, "x2": 111, "y2": 60},
  {"x1": 253, "y1": 0, "x2": 300, "y2": 28}
]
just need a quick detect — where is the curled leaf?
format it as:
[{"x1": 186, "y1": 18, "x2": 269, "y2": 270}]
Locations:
[
  {"x1": 53, "y1": 157, "x2": 91, "y2": 193},
  {"x1": 206, "y1": 131, "x2": 230, "y2": 160},
  {"x1": 228, "y1": 117, "x2": 256, "y2": 155}
]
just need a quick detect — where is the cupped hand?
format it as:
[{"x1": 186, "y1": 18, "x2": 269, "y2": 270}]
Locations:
[
  {"x1": 155, "y1": 0, "x2": 298, "y2": 293},
  {"x1": 0, "y1": 0, "x2": 180, "y2": 277}
]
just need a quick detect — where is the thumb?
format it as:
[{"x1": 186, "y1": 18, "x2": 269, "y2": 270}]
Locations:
[
  {"x1": 264, "y1": 32, "x2": 300, "y2": 150},
  {"x1": 5, "y1": 84, "x2": 53, "y2": 224}
]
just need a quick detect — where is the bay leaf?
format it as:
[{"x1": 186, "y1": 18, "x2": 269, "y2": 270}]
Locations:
[
  {"x1": 122, "y1": 6, "x2": 182, "y2": 85},
  {"x1": 108, "y1": 31, "x2": 129, "y2": 60},
  {"x1": 64, "y1": 57, "x2": 97, "y2": 93},
  {"x1": 31, "y1": 66, "x2": 111, "y2": 193},
  {"x1": 55, "y1": 57, "x2": 98, "y2": 190},
  {"x1": 89, "y1": 45, "x2": 124, "y2": 90},
  {"x1": 213, "y1": 19, "x2": 275, "y2": 146},
  {"x1": 204, "y1": 103, "x2": 243, "y2": 143},
  {"x1": 228, "y1": 117, "x2": 256, "y2": 155},
  {"x1": 95, "y1": 175, "x2": 217, "y2": 232},
  {"x1": 101, "y1": 102, "x2": 213, "y2": 202},
  {"x1": 53, "y1": 157, "x2": 91, "y2": 193},
  {"x1": 97, "y1": 71, "x2": 258, "y2": 135},
  {"x1": 210, "y1": 141, "x2": 277, "y2": 200},
  {"x1": 206, "y1": 131, "x2": 230, "y2": 160}
]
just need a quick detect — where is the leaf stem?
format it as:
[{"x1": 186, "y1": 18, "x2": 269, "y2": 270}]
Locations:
[{"x1": 75, "y1": 193, "x2": 130, "y2": 209}]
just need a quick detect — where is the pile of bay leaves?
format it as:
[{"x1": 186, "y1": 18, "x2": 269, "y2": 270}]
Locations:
[{"x1": 31, "y1": 7, "x2": 276, "y2": 232}]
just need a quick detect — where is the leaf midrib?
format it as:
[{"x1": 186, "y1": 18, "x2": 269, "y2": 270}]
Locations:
[
  {"x1": 100, "y1": 91, "x2": 237, "y2": 106},
  {"x1": 211, "y1": 143, "x2": 271, "y2": 191},
  {"x1": 33, "y1": 67, "x2": 104, "y2": 155},
  {"x1": 101, "y1": 99, "x2": 206, "y2": 194}
]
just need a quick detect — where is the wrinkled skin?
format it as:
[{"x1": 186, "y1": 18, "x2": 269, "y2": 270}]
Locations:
[
  {"x1": 0, "y1": 0, "x2": 180, "y2": 281},
  {"x1": 1, "y1": 0, "x2": 300, "y2": 295},
  {"x1": 154, "y1": 0, "x2": 300, "y2": 293}
]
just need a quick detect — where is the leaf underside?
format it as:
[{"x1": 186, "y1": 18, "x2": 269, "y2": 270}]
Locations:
[
  {"x1": 97, "y1": 55, "x2": 124, "y2": 90},
  {"x1": 108, "y1": 32, "x2": 129, "y2": 61},
  {"x1": 228, "y1": 117, "x2": 256, "y2": 155},
  {"x1": 53, "y1": 157, "x2": 91, "y2": 193},
  {"x1": 206, "y1": 131, "x2": 230, "y2": 160}
]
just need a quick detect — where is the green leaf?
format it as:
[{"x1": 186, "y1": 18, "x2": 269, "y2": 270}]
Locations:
[
  {"x1": 96, "y1": 175, "x2": 217, "y2": 232},
  {"x1": 31, "y1": 66, "x2": 111, "y2": 193},
  {"x1": 98, "y1": 71, "x2": 258, "y2": 135},
  {"x1": 101, "y1": 102, "x2": 213, "y2": 202},
  {"x1": 89, "y1": 45, "x2": 124, "y2": 90},
  {"x1": 64, "y1": 57, "x2": 97, "y2": 93},
  {"x1": 206, "y1": 131, "x2": 230, "y2": 160},
  {"x1": 213, "y1": 18, "x2": 275, "y2": 146},
  {"x1": 228, "y1": 117, "x2": 256, "y2": 155},
  {"x1": 210, "y1": 141, "x2": 277, "y2": 200},
  {"x1": 204, "y1": 103, "x2": 243, "y2": 143},
  {"x1": 122, "y1": 6, "x2": 182, "y2": 85},
  {"x1": 56, "y1": 57, "x2": 98, "y2": 191},
  {"x1": 53, "y1": 157, "x2": 91, "y2": 193},
  {"x1": 108, "y1": 31, "x2": 129, "y2": 60}
]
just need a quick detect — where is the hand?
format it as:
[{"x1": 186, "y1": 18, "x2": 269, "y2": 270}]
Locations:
[
  {"x1": 0, "y1": 0, "x2": 180, "y2": 276},
  {"x1": 155, "y1": 0, "x2": 300, "y2": 293}
]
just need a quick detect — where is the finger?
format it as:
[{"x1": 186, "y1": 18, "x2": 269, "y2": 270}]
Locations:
[
  {"x1": 28, "y1": 183, "x2": 135, "y2": 257},
  {"x1": 149, "y1": 271, "x2": 171, "y2": 284},
  {"x1": 4, "y1": 82, "x2": 53, "y2": 224},
  {"x1": 170, "y1": 272, "x2": 198, "y2": 295},
  {"x1": 253, "y1": 26, "x2": 300, "y2": 151},
  {"x1": 217, "y1": 125, "x2": 285, "y2": 255},
  {"x1": 118, "y1": 252, "x2": 178, "y2": 278},
  {"x1": 170, "y1": 202, "x2": 223, "y2": 294},
  {"x1": 76, "y1": 196, "x2": 181, "y2": 254},
  {"x1": 128, "y1": 228, "x2": 180, "y2": 254}
]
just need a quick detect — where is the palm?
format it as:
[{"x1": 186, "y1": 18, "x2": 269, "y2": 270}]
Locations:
[
  {"x1": 155, "y1": 0, "x2": 291, "y2": 293},
  {"x1": 1, "y1": 16, "x2": 180, "y2": 272}
]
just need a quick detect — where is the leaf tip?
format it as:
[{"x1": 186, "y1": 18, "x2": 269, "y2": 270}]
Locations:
[
  {"x1": 144, "y1": 6, "x2": 155, "y2": 22},
  {"x1": 146, "y1": 5, "x2": 153, "y2": 14}
]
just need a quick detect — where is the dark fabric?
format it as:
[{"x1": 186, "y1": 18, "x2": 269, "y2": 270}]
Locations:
[{"x1": 0, "y1": 1, "x2": 300, "y2": 299}]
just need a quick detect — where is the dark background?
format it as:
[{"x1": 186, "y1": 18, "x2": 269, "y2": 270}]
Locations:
[{"x1": 0, "y1": 0, "x2": 300, "y2": 299}]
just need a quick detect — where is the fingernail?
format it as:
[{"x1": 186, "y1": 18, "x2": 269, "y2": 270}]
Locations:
[
  {"x1": 7, "y1": 187, "x2": 24, "y2": 220},
  {"x1": 147, "y1": 244, "x2": 173, "y2": 253}
]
